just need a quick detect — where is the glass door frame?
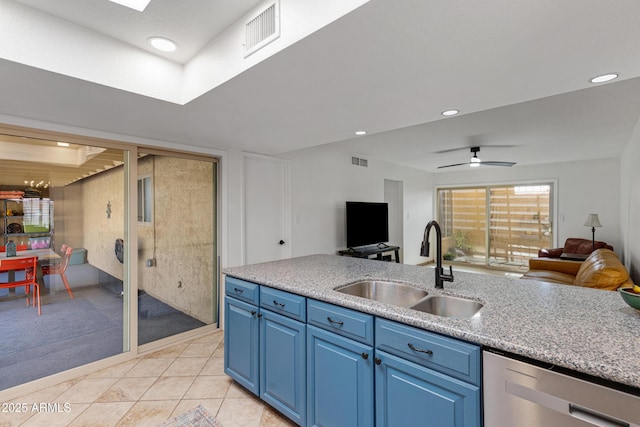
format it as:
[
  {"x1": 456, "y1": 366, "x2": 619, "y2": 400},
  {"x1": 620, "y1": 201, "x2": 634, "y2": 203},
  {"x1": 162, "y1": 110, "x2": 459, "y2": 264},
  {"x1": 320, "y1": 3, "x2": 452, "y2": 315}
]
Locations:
[
  {"x1": 135, "y1": 147, "x2": 219, "y2": 351},
  {"x1": 434, "y1": 179, "x2": 558, "y2": 270},
  {"x1": 0, "y1": 123, "x2": 221, "y2": 370}
]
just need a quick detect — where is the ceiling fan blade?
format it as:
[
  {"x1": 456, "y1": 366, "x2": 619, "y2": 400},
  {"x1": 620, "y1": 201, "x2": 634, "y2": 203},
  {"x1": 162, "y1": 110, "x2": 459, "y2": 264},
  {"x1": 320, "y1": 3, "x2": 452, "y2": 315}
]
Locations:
[
  {"x1": 479, "y1": 161, "x2": 516, "y2": 167},
  {"x1": 434, "y1": 147, "x2": 471, "y2": 154},
  {"x1": 434, "y1": 144, "x2": 519, "y2": 154},
  {"x1": 437, "y1": 162, "x2": 470, "y2": 169}
]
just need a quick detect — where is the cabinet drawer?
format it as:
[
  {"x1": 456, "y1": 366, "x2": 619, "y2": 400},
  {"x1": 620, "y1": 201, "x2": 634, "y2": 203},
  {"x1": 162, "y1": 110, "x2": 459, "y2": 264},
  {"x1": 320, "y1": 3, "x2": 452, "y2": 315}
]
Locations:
[
  {"x1": 225, "y1": 276, "x2": 259, "y2": 306},
  {"x1": 260, "y1": 287, "x2": 306, "y2": 322},
  {"x1": 375, "y1": 319, "x2": 480, "y2": 386},
  {"x1": 307, "y1": 299, "x2": 374, "y2": 345}
]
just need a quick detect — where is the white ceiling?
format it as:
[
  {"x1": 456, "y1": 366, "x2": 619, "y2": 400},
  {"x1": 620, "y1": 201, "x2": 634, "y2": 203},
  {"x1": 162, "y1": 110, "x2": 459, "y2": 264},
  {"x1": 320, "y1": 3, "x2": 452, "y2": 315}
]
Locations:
[
  {"x1": 1, "y1": 0, "x2": 640, "y2": 173},
  {"x1": 12, "y1": 0, "x2": 265, "y2": 64}
]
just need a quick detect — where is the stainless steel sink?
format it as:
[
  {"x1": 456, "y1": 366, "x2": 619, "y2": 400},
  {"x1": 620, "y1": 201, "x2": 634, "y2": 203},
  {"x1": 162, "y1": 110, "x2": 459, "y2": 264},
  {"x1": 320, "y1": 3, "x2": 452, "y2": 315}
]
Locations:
[
  {"x1": 410, "y1": 295, "x2": 483, "y2": 318},
  {"x1": 336, "y1": 280, "x2": 428, "y2": 307}
]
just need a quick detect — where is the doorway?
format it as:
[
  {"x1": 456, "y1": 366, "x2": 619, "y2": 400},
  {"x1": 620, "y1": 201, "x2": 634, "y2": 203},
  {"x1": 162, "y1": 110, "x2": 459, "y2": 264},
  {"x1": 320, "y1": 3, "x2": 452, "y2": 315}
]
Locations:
[
  {"x1": 0, "y1": 125, "x2": 220, "y2": 391},
  {"x1": 0, "y1": 133, "x2": 128, "y2": 390},
  {"x1": 436, "y1": 183, "x2": 554, "y2": 270},
  {"x1": 244, "y1": 154, "x2": 291, "y2": 264},
  {"x1": 384, "y1": 179, "x2": 404, "y2": 262},
  {"x1": 136, "y1": 151, "x2": 218, "y2": 345}
]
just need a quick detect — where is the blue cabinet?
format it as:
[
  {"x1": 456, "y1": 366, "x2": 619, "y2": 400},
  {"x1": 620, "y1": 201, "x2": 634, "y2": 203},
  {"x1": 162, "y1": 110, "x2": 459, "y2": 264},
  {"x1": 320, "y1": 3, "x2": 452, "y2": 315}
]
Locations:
[
  {"x1": 306, "y1": 299, "x2": 375, "y2": 427},
  {"x1": 225, "y1": 277, "x2": 483, "y2": 427},
  {"x1": 260, "y1": 308, "x2": 306, "y2": 426},
  {"x1": 224, "y1": 295, "x2": 260, "y2": 395},
  {"x1": 224, "y1": 277, "x2": 306, "y2": 426},
  {"x1": 375, "y1": 319, "x2": 481, "y2": 427},
  {"x1": 375, "y1": 350, "x2": 480, "y2": 427}
]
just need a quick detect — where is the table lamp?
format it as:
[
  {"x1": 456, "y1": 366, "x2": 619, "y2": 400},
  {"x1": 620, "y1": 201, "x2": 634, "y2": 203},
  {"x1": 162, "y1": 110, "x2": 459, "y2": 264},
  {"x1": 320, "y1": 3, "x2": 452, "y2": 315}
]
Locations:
[{"x1": 583, "y1": 214, "x2": 602, "y2": 251}]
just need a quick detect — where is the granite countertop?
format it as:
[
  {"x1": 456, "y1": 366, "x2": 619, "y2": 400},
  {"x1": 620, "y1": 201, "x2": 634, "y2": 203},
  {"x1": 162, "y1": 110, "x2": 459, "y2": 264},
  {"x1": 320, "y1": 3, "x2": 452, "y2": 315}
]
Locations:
[{"x1": 223, "y1": 254, "x2": 640, "y2": 390}]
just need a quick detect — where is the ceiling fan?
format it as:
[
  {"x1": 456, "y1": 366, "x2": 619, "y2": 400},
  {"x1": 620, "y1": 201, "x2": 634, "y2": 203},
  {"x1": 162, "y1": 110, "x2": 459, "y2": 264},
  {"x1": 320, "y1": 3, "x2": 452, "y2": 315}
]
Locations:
[{"x1": 437, "y1": 146, "x2": 516, "y2": 169}]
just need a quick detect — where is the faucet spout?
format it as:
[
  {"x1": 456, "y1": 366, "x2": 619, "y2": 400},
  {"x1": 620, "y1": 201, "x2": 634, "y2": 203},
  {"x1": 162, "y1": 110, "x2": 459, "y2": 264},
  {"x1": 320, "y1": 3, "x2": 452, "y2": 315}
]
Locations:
[{"x1": 420, "y1": 220, "x2": 454, "y2": 289}]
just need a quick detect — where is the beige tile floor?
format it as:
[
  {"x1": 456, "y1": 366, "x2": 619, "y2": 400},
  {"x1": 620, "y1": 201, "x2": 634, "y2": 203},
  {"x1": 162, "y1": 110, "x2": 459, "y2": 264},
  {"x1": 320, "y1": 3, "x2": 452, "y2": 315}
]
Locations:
[{"x1": 2, "y1": 330, "x2": 297, "y2": 427}]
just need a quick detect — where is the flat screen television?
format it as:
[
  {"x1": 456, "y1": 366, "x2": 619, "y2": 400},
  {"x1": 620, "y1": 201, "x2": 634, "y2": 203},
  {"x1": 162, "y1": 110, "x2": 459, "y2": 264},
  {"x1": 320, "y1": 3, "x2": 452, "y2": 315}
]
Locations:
[{"x1": 346, "y1": 201, "x2": 389, "y2": 248}]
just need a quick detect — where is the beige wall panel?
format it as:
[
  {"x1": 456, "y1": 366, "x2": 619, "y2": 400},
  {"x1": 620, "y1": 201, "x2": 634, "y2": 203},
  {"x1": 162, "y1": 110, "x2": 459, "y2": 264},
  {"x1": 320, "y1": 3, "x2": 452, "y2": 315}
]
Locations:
[{"x1": 137, "y1": 156, "x2": 215, "y2": 324}]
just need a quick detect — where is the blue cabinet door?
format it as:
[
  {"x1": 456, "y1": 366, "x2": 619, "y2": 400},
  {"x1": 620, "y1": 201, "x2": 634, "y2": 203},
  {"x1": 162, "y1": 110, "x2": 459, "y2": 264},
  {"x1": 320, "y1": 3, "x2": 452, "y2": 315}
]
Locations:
[
  {"x1": 375, "y1": 350, "x2": 481, "y2": 427},
  {"x1": 307, "y1": 325, "x2": 374, "y2": 427},
  {"x1": 260, "y1": 308, "x2": 306, "y2": 426},
  {"x1": 224, "y1": 296, "x2": 260, "y2": 395}
]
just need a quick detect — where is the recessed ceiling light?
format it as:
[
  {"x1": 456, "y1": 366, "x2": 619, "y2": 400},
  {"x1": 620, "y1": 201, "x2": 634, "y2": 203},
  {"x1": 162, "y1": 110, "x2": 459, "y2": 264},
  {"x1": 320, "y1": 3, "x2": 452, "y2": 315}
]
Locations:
[
  {"x1": 441, "y1": 109, "x2": 459, "y2": 116},
  {"x1": 109, "y1": 0, "x2": 151, "y2": 12},
  {"x1": 590, "y1": 73, "x2": 619, "y2": 84},
  {"x1": 57, "y1": 142, "x2": 70, "y2": 147},
  {"x1": 355, "y1": 130, "x2": 367, "y2": 136},
  {"x1": 148, "y1": 37, "x2": 177, "y2": 52}
]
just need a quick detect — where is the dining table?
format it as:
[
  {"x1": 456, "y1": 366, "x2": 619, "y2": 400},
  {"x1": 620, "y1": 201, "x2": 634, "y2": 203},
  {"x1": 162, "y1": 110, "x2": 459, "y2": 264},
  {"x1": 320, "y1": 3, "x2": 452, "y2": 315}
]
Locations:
[{"x1": 0, "y1": 248, "x2": 61, "y2": 291}]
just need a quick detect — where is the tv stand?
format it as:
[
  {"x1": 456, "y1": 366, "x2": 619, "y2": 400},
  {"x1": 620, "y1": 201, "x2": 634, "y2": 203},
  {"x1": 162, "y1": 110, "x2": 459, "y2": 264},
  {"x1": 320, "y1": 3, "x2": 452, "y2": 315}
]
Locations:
[{"x1": 338, "y1": 244, "x2": 400, "y2": 263}]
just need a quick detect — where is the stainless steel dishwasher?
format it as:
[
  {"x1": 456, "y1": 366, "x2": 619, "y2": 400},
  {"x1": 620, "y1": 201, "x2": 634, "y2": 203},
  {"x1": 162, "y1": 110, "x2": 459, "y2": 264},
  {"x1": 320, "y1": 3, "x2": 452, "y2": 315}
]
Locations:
[{"x1": 483, "y1": 350, "x2": 640, "y2": 427}]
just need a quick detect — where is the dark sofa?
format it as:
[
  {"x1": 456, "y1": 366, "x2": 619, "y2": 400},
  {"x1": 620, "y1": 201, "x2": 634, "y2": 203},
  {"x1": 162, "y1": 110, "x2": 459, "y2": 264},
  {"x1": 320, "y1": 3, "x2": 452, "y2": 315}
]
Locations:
[{"x1": 538, "y1": 237, "x2": 613, "y2": 258}]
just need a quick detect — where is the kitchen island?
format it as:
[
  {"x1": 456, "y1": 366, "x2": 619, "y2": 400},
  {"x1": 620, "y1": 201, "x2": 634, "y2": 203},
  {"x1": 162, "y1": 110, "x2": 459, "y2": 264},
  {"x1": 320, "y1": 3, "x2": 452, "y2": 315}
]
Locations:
[{"x1": 224, "y1": 254, "x2": 640, "y2": 390}]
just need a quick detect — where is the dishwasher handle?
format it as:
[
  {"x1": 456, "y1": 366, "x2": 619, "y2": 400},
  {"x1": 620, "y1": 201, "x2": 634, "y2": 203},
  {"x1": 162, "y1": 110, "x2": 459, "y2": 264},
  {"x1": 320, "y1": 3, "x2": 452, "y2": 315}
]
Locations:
[
  {"x1": 506, "y1": 381, "x2": 631, "y2": 427},
  {"x1": 569, "y1": 404, "x2": 630, "y2": 427}
]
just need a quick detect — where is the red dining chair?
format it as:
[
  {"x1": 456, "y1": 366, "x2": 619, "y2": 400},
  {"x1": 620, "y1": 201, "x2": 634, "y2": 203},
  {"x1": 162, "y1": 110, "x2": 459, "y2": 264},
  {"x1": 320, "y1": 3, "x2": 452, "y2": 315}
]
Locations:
[
  {"x1": 0, "y1": 244, "x2": 28, "y2": 252},
  {"x1": 0, "y1": 256, "x2": 41, "y2": 315},
  {"x1": 38, "y1": 243, "x2": 68, "y2": 267},
  {"x1": 42, "y1": 246, "x2": 74, "y2": 299}
]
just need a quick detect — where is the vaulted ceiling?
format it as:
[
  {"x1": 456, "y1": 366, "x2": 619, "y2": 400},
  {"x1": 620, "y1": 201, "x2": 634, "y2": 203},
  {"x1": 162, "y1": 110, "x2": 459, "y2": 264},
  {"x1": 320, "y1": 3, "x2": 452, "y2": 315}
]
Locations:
[{"x1": 1, "y1": 0, "x2": 640, "y2": 175}]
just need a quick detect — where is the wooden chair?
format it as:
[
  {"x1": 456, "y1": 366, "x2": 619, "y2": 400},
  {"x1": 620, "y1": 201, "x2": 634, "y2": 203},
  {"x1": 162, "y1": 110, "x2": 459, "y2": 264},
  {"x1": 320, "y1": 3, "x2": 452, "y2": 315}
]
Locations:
[
  {"x1": 0, "y1": 256, "x2": 41, "y2": 315},
  {"x1": 42, "y1": 246, "x2": 74, "y2": 299}
]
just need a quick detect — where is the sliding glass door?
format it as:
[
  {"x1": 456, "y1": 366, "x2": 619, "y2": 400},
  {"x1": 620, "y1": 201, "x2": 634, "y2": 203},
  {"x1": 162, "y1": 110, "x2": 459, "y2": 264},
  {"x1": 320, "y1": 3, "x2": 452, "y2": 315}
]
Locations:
[
  {"x1": 437, "y1": 183, "x2": 553, "y2": 270},
  {"x1": 0, "y1": 134, "x2": 128, "y2": 390},
  {"x1": 0, "y1": 129, "x2": 220, "y2": 392},
  {"x1": 136, "y1": 151, "x2": 218, "y2": 346}
]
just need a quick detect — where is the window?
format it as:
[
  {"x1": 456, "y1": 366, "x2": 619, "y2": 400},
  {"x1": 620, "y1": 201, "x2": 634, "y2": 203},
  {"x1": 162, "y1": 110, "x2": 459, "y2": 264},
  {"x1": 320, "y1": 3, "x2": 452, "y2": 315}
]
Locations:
[
  {"x1": 437, "y1": 182, "x2": 554, "y2": 270},
  {"x1": 138, "y1": 175, "x2": 152, "y2": 223}
]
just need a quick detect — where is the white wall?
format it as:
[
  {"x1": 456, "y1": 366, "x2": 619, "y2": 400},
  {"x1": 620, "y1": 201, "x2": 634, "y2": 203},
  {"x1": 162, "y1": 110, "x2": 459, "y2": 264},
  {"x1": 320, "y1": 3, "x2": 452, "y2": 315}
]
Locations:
[
  {"x1": 282, "y1": 144, "x2": 433, "y2": 265},
  {"x1": 434, "y1": 157, "x2": 622, "y2": 255},
  {"x1": 620, "y1": 118, "x2": 640, "y2": 283}
]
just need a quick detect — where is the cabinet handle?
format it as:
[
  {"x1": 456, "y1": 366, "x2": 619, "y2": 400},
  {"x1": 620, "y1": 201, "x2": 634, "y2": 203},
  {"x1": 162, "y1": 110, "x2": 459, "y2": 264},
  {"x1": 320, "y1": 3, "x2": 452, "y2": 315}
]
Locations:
[
  {"x1": 407, "y1": 343, "x2": 433, "y2": 355},
  {"x1": 375, "y1": 357, "x2": 382, "y2": 365},
  {"x1": 258, "y1": 313, "x2": 263, "y2": 318},
  {"x1": 361, "y1": 352, "x2": 369, "y2": 360},
  {"x1": 250, "y1": 310, "x2": 256, "y2": 316},
  {"x1": 273, "y1": 300, "x2": 285, "y2": 308},
  {"x1": 234, "y1": 287, "x2": 244, "y2": 294},
  {"x1": 327, "y1": 317, "x2": 344, "y2": 326}
]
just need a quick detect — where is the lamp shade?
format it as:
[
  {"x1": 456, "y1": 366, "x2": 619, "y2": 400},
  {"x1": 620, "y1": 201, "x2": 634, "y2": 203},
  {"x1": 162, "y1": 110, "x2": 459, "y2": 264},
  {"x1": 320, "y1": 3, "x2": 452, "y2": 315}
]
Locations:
[{"x1": 584, "y1": 214, "x2": 602, "y2": 228}]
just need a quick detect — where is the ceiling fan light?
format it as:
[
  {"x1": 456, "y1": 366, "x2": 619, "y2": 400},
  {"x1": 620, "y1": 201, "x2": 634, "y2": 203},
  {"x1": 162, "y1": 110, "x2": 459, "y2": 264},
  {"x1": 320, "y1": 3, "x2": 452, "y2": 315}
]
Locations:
[{"x1": 109, "y1": 0, "x2": 151, "y2": 12}]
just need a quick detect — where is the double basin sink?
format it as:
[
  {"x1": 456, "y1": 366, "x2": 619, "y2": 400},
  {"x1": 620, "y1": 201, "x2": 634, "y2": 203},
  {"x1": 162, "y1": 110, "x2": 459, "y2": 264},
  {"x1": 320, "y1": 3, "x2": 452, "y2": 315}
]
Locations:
[{"x1": 335, "y1": 280, "x2": 483, "y2": 319}]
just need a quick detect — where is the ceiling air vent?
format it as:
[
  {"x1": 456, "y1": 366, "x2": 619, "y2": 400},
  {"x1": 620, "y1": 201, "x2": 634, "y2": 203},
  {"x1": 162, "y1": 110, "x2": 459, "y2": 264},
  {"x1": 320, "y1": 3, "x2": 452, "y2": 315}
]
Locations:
[{"x1": 245, "y1": 1, "x2": 280, "y2": 58}]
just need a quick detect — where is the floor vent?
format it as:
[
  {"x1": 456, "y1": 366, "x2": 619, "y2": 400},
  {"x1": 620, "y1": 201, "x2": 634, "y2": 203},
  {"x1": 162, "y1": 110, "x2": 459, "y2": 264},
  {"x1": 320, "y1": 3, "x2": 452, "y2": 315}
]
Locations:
[
  {"x1": 245, "y1": 1, "x2": 280, "y2": 57},
  {"x1": 351, "y1": 156, "x2": 368, "y2": 167}
]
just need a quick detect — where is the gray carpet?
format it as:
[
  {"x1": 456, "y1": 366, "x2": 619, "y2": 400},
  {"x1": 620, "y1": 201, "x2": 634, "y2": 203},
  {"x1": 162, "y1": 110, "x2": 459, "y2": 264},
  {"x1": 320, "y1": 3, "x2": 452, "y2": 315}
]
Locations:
[{"x1": 0, "y1": 263, "x2": 207, "y2": 391}]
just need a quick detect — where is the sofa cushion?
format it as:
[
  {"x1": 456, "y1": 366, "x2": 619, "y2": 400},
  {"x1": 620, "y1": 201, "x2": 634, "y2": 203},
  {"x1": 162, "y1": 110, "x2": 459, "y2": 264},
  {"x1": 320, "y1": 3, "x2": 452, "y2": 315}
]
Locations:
[
  {"x1": 538, "y1": 238, "x2": 613, "y2": 258},
  {"x1": 574, "y1": 249, "x2": 629, "y2": 291},
  {"x1": 563, "y1": 238, "x2": 613, "y2": 255},
  {"x1": 520, "y1": 270, "x2": 577, "y2": 285},
  {"x1": 528, "y1": 258, "x2": 583, "y2": 276}
]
